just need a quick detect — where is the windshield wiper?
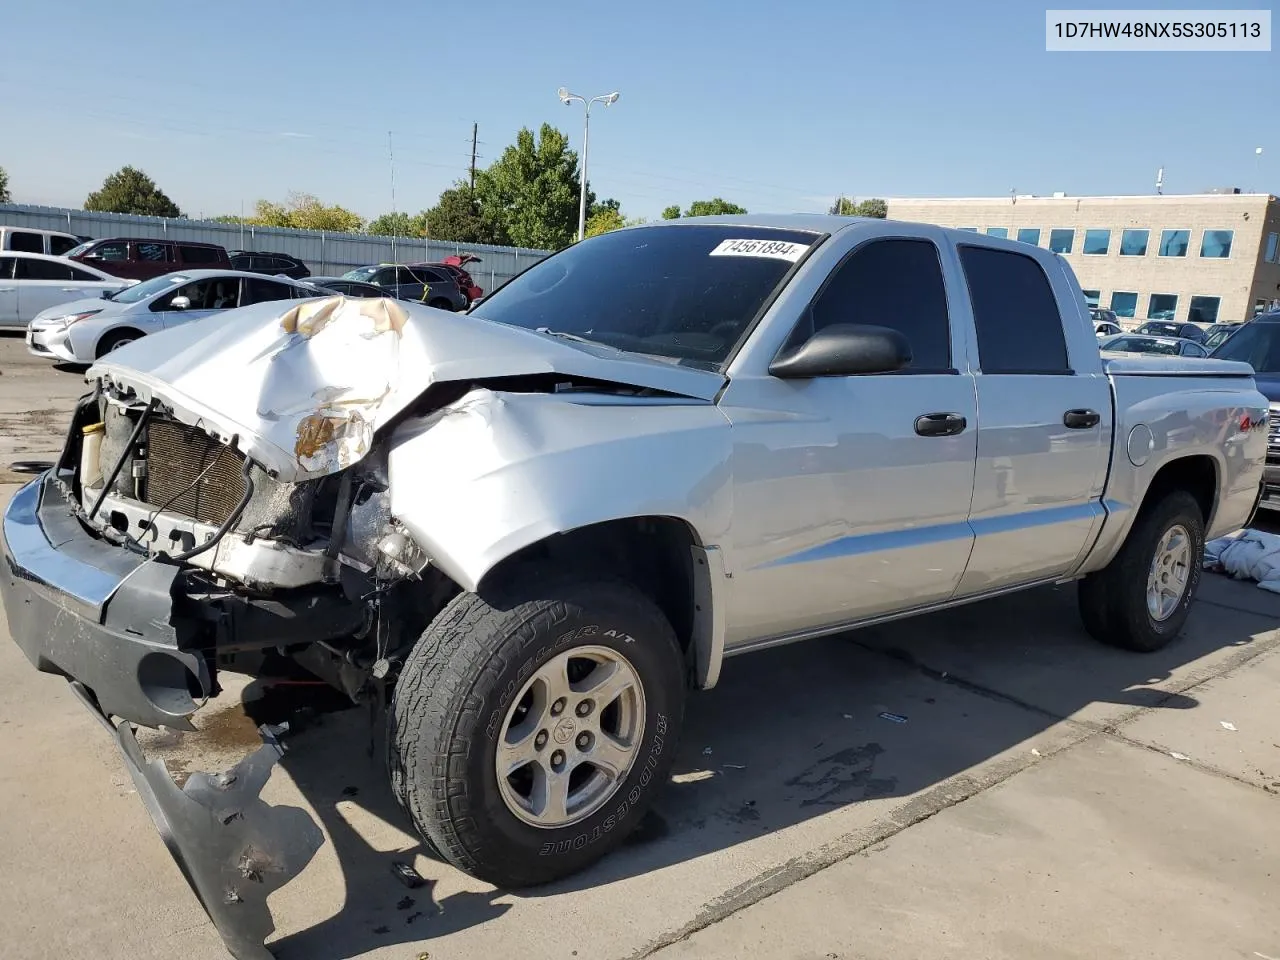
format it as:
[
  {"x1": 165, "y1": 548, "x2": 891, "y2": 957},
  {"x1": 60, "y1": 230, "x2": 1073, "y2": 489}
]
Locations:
[{"x1": 534, "y1": 327, "x2": 606, "y2": 347}]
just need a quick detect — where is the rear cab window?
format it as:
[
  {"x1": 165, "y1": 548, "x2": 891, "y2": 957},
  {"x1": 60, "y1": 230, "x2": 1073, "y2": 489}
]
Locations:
[
  {"x1": 6, "y1": 231, "x2": 45, "y2": 254},
  {"x1": 48, "y1": 235, "x2": 79, "y2": 256},
  {"x1": 959, "y1": 245, "x2": 1070, "y2": 374}
]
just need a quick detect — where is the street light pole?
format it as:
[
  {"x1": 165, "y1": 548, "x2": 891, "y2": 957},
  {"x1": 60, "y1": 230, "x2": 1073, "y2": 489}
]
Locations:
[{"x1": 558, "y1": 87, "x2": 620, "y2": 242}]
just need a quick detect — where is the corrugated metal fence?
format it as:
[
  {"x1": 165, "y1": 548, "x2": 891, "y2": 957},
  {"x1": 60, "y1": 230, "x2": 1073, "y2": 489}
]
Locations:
[{"x1": 0, "y1": 204, "x2": 551, "y2": 289}]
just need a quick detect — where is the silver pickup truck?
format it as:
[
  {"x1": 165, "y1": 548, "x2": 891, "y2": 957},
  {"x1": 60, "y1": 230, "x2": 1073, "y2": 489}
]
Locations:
[{"x1": 1, "y1": 215, "x2": 1269, "y2": 958}]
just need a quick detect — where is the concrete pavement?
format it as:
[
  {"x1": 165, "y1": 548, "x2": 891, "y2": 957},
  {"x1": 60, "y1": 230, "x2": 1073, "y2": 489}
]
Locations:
[{"x1": 1, "y1": 340, "x2": 1279, "y2": 959}]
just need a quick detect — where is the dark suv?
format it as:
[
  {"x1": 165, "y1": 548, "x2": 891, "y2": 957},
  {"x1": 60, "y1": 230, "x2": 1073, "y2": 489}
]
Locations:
[
  {"x1": 67, "y1": 238, "x2": 232, "y2": 281},
  {"x1": 229, "y1": 251, "x2": 311, "y2": 280},
  {"x1": 1209, "y1": 310, "x2": 1280, "y2": 508},
  {"x1": 340, "y1": 263, "x2": 468, "y2": 311}
]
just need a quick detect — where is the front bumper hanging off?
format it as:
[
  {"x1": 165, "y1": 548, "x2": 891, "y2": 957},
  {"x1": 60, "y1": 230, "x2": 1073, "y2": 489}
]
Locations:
[{"x1": 0, "y1": 475, "x2": 325, "y2": 959}]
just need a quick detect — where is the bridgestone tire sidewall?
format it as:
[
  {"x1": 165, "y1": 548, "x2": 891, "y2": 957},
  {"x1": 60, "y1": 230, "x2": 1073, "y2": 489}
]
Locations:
[{"x1": 463, "y1": 595, "x2": 684, "y2": 884}]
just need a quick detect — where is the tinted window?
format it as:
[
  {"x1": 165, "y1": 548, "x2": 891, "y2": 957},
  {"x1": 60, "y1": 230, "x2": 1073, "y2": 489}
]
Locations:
[
  {"x1": 1148, "y1": 294, "x2": 1177, "y2": 320},
  {"x1": 474, "y1": 225, "x2": 819, "y2": 368},
  {"x1": 86, "y1": 240, "x2": 129, "y2": 261},
  {"x1": 0, "y1": 257, "x2": 13, "y2": 280},
  {"x1": 1199, "y1": 230, "x2": 1233, "y2": 258},
  {"x1": 1016, "y1": 228, "x2": 1041, "y2": 246},
  {"x1": 229, "y1": 254, "x2": 253, "y2": 268},
  {"x1": 985, "y1": 227, "x2": 1008, "y2": 239},
  {"x1": 959, "y1": 245, "x2": 1069, "y2": 374},
  {"x1": 68, "y1": 265, "x2": 103, "y2": 281},
  {"x1": 1159, "y1": 229, "x2": 1189, "y2": 257},
  {"x1": 16, "y1": 258, "x2": 74, "y2": 280},
  {"x1": 1210, "y1": 322, "x2": 1280, "y2": 372},
  {"x1": 1082, "y1": 288, "x2": 1101, "y2": 307},
  {"x1": 1120, "y1": 229, "x2": 1149, "y2": 256},
  {"x1": 804, "y1": 238, "x2": 951, "y2": 371},
  {"x1": 1103, "y1": 336, "x2": 1183, "y2": 356},
  {"x1": 1111, "y1": 291, "x2": 1138, "y2": 318},
  {"x1": 1183, "y1": 342, "x2": 1207, "y2": 357},
  {"x1": 178, "y1": 245, "x2": 221, "y2": 265},
  {"x1": 1267, "y1": 233, "x2": 1279, "y2": 263},
  {"x1": 241, "y1": 278, "x2": 295, "y2": 305},
  {"x1": 1048, "y1": 229, "x2": 1074, "y2": 254},
  {"x1": 1188, "y1": 296, "x2": 1220, "y2": 324},
  {"x1": 1082, "y1": 229, "x2": 1110, "y2": 255},
  {"x1": 49, "y1": 235, "x2": 79, "y2": 256},
  {"x1": 8, "y1": 232, "x2": 44, "y2": 254},
  {"x1": 135, "y1": 242, "x2": 170, "y2": 262}
]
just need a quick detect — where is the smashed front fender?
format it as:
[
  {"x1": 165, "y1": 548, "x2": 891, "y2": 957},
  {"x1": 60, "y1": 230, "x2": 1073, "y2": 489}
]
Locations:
[{"x1": 103, "y1": 702, "x2": 323, "y2": 960}]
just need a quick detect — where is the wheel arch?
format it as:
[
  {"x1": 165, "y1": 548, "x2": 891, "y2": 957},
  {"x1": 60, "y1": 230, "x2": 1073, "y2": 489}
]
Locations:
[{"x1": 94, "y1": 325, "x2": 147, "y2": 359}]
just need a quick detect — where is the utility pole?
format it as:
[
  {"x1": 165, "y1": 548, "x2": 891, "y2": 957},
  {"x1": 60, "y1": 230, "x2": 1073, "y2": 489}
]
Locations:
[
  {"x1": 388, "y1": 130, "x2": 397, "y2": 263},
  {"x1": 469, "y1": 122, "x2": 479, "y2": 194}
]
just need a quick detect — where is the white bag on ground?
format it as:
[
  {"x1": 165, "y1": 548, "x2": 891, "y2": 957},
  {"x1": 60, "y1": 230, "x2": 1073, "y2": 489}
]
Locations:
[{"x1": 1204, "y1": 529, "x2": 1280, "y2": 594}]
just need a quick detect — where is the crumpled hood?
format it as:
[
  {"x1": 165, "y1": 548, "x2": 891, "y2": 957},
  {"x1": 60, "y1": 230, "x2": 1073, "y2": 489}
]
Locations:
[{"x1": 88, "y1": 296, "x2": 726, "y2": 482}]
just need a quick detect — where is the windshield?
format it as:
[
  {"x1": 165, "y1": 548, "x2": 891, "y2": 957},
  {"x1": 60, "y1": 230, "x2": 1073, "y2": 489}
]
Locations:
[
  {"x1": 471, "y1": 224, "x2": 820, "y2": 368},
  {"x1": 1103, "y1": 336, "x2": 1182, "y2": 356},
  {"x1": 109, "y1": 273, "x2": 190, "y2": 304},
  {"x1": 65, "y1": 241, "x2": 95, "y2": 258},
  {"x1": 342, "y1": 266, "x2": 380, "y2": 281},
  {"x1": 1209, "y1": 322, "x2": 1280, "y2": 372},
  {"x1": 1139, "y1": 321, "x2": 1181, "y2": 336}
]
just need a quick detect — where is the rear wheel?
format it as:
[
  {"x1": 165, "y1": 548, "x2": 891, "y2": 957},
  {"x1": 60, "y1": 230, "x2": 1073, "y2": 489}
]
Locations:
[
  {"x1": 95, "y1": 329, "x2": 142, "y2": 358},
  {"x1": 1077, "y1": 490, "x2": 1204, "y2": 652},
  {"x1": 388, "y1": 574, "x2": 685, "y2": 887},
  {"x1": 427, "y1": 297, "x2": 453, "y2": 311}
]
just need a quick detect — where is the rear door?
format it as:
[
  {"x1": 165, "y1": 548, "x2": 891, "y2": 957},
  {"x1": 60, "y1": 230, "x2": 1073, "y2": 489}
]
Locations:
[
  {"x1": 0, "y1": 257, "x2": 17, "y2": 325},
  {"x1": 240, "y1": 277, "x2": 299, "y2": 306},
  {"x1": 955, "y1": 243, "x2": 1112, "y2": 595},
  {"x1": 13, "y1": 257, "x2": 86, "y2": 320}
]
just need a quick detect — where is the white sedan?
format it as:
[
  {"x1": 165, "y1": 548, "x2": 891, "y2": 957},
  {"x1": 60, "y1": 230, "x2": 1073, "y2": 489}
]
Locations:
[
  {"x1": 26, "y1": 269, "x2": 319, "y2": 363},
  {"x1": 0, "y1": 251, "x2": 131, "y2": 330}
]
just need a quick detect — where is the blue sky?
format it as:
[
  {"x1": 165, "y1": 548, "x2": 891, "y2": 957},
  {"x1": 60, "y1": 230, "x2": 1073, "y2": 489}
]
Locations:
[{"x1": 1, "y1": 1, "x2": 1274, "y2": 222}]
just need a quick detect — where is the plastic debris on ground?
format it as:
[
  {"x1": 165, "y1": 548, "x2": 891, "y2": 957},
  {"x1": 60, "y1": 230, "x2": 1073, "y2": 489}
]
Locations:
[
  {"x1": 1171, "y1": 752, "x2": 1191, "y2": 761},
  {"x1": 1221, "y1": 721, "x2": 1238, "y2": 731}
]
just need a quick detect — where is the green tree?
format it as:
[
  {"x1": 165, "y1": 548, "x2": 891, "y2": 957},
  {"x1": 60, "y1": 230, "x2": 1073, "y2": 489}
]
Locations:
[
  {"x1": 85, "y1": 166, "x2": 181, "y2": 217},
  {"x1": 661, "y1": 204, "x2": 682, "y2": 220},
  {"x1": 0, "y1": 166, "x2": 10, "y2": 204},
  {"x1": 829, "y1": 196, "x2": 887, "y2": 218},
  {"x1": 248, "y1": 192, "x2": 363, "y2": 233},
  {"x1": 426, "y1": 182, "x2": 509, "y2": 245},
  {"x1": 585, "y1": 207, "x2": 625, "y2": 237},
  {"x1": 684, "y1": 198, "x2": 747, "y2": 217},
  {"x1": 367, "y1": 210, "x2": 427, "y2": 237},
  {"x1": 474, "y1": 124, "x2": 590, "y2": 249}
]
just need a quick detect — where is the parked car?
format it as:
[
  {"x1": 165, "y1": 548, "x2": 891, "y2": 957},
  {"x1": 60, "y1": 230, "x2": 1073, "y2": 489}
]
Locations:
[
  {"x1": 229, "y1": 250, "x2": 311, "y2": 280},
  {"x1": 435, "y1": 254, "x2": 485, "y2": 303},
  {"x1": 1203, "y1": 322, "x2": 1244, "y2": 351},
  {"x1": 66, "y1": 237, "x2": 232, "y2": 281},
  {"x1": 0, "y1": 252, "x2": 132, "y2": 330},
  {"x1": 340, "y1": 262, "x2": 468, "y2": 310},
  {"x1": 1, "y1": 218, "x2": 1268, "y2": 956},
  {"x1": 1136, "y1": 320, "x2": 1206, "y2": 342},
  {"x1": 25, "y1": 270, "x2": 316, "y2": 362},
  {"x1": 1208, "y1": 310, "x2": 1280, "y2": 508},
  {"x1": 1099, "y1": 333, "x2": 1208, "y2": 358},
  {"x1": 0, "y1": 226, "x2": 83, "y2": 256},
  {"x1": 1094, "y1": 320, "x2": 1122, "y2": 338},
  {"x1": 306, "y1": 276, "x2": 393, "y2": 298}
]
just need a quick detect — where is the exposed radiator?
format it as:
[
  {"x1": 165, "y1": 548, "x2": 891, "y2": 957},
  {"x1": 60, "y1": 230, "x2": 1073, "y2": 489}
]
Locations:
[{"x1": 145, "y1": 419, "x2": 247, "y2": 525}]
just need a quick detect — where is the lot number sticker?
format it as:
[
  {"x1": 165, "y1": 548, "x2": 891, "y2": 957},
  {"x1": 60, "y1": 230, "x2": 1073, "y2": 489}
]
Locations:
[{"x1": 709, "y1": 238, "x2": 808, "y2": 262}]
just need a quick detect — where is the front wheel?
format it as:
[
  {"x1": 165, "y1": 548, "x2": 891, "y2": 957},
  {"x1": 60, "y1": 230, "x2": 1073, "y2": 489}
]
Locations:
[
  {"x1": 388, "y1": 575, "x2": 686, "y2": 887},
  {"x1": 1077, "y1": 490, "x2": 1204, "y2": 652},
  {"x1": 427, "y1": 297, "x2": 454, "y2": 311},
  {"x1": 95, "y1": 329, "x2": 142, "y2": 358}
]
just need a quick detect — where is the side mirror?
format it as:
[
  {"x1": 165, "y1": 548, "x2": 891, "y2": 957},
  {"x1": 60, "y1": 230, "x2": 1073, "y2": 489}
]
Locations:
[
  {"x1": 769, "y1": 323, "x2": 912, "y2": 378},
  {"x1": 169, "y1": 295, "x2": 191, "y2": 310}
]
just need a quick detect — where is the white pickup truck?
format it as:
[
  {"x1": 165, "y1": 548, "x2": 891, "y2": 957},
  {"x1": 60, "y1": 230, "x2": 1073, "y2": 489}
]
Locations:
[{"x1": 1, "y1": 215, "x2": 1268, "y2": 959}]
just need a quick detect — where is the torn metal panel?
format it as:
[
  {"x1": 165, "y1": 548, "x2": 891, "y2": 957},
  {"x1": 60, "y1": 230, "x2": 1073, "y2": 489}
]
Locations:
[
  {"x1": 116, "y1": 720, "x2": 324, "y2": 960},
  {"x1": 88, "y1": 296, "x2": 726, "y2": 483}
]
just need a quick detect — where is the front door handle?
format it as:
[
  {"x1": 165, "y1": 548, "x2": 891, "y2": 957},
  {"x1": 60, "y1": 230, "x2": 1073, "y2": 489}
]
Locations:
[
  {"x1": 914, "y1": 412, "x2": 967, "y2": 437},
  {"x1": 1063, "y1": 409, "x2": 1101, "y2": 429}
]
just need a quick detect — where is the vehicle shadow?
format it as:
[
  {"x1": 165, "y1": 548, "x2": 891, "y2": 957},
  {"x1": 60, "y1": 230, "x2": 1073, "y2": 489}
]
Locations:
[{"x1": 240, "y1": 576, "x2": 1280, "y2": 955}]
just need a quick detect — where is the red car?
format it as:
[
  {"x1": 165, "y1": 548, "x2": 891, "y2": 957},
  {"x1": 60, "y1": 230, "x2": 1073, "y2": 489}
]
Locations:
[
  {"x1": 67, "y1": 237, "x2": 232, "y2": 281},
  {"x1": 433, "y1": 254, "x2": 484, "y2": 304}
]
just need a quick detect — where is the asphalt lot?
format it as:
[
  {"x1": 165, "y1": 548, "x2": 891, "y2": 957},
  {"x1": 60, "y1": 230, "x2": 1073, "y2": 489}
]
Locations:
[{"x1": 2, "y1": 330, "x2": 1280, "y2": 959}]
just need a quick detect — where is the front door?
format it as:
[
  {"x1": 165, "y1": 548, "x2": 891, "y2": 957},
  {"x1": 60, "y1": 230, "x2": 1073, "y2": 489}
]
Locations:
[
  {"x1": 152, "y1": 277, "x2": 226, "y2": 330},
  {"x1": 954, "y1": 244, "x2": 1111, "y2": 595},
  {"x1": 0, "y1": 257, "x2": 16, "y2": 325},
  {"x1": 721, "y1": 234, "x2": 978, "y2": 645}
]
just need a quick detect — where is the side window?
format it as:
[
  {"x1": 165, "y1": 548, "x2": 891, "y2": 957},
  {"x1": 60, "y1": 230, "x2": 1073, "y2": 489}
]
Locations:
[
  {"x1": 9, "y1": 232, "x2": 45, "y2": 254},
  {"x1": 178, "y1": 245, "x2": 221, "y2": 265},
  {"x1": 372, "y1": 267, "x2": 398, "y2": 286},
  {"x1": 49, "y1": 235, "x2": 79, "y2": 256},
  {"x1": 1184, "y1": 343, "x2": 1206, "y2": 358},
  {"x1": 68, "y1": 265, "x2": 103, "y2": 281},
  {"x1": 241, "y1": 278, "x2": 294, "y2": 305},
  {"x1": 87, "y1": 241, "x2": 129, "y2": 261},
  {"x1": 807, "y1": 238, "x2": 952, "y2": 371},
  {"x1": 135, "y1": 242, "x2": 171, "y2": 263},
  {"x1": 396, "y1": 266, "x2": 422, "y2": 286},
  {"x1": 16, "y1": 258, "x2": 74, "y2": 280},
  {"x1": 0, "y1": 257, "x2": 14, "y2": 279},
  {"x1": 959, "y1": 245, "x2": 1070, "y2": 374}
]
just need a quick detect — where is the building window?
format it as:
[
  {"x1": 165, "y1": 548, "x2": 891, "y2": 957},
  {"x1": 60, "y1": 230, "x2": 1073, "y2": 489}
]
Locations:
[
  {"x1": 985, "y1": 227, "x2": 1008, "y2": 238},
  {"x1": 1187, "y1": 296, "x2": 1221, "y2": 324},
  {"x1": 1148, "y1": 293, "x2": 1178, "y2": 320},
  {"x1": 1111, "y1": 291, "x2": 1138, "y2": 318},
  {"x1": 1120, "y1": 229, "x2": 1149, "y2": 256},
  {"x1": 1267, "y1": 232, "x2": 1279, "y2": 262},
  {"x1": 1016, "y1": 227, "x2": 1040, "y2": 246},
  {"x1": 958, "y1": 227, "x2": 978, "y2": 232},
  {"x1": 1159, "y1": 229, "x2": 1190, "y2": 257},
  {"x1": 1048, "y1": 228, "x2": 1074, "y2": 253},
  {"x1": 1082, "y1": 229, "x2": 1111, "y2": 255},
  {"x1": 1199, "y1": 229, "x2": 1233, "y2": 258},
  {"x1": 1081, "y1": 289, "x2": 1101, "y2": 307}
]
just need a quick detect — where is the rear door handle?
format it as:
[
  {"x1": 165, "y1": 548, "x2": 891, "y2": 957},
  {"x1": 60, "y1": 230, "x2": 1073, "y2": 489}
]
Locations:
[
  {"x1": 914, "y1": 412, "x2": 967, "y2": 437},
  {"x1": 1064, "y1": 408, "x2": 1101, "y2": 429}
]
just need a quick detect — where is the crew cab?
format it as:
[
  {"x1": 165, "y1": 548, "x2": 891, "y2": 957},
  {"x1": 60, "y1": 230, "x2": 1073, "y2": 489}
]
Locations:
[{"x1": 0, "y1": 216, "x2": 1268, "y2": 958}]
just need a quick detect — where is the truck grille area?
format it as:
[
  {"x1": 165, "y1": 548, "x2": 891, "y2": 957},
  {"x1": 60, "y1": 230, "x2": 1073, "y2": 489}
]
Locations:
[{"x1": 145, "y1": 419, "x2": 248, "y2": 525}]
